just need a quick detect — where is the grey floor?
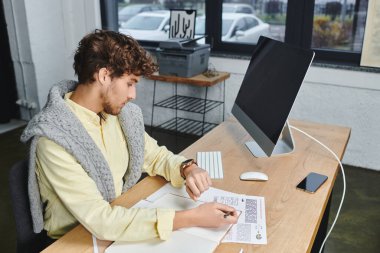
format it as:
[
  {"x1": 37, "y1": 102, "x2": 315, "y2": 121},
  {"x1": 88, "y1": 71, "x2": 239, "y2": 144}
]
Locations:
[{"x1": 1, "y1": 126, "x2": 379, "y2": 252}]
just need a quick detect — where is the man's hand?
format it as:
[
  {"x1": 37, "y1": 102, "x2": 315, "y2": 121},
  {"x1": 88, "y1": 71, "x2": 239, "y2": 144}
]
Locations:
[
  {"x1": 183, "y1": 164, "x2": 212, "y2": 200},
  {"x1": 173, "y1": 202, "x2": 238, "y2": 230}
]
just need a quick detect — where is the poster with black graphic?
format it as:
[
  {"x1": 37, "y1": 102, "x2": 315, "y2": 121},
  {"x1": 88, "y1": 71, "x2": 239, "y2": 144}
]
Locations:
[
  {"x1": 169, "y1": 9, "x2": 196, "y2": 39},
  {"x1": 361, "y1": 0, "x2": 380, "y2": 68}
]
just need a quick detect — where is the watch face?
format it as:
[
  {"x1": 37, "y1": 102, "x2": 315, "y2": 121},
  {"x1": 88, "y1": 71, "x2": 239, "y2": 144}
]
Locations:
[
  {"x1": 180, "y1": 159, "x2": 195, "y2": 179},
  {"x1": 183, "y1": 159, "x2": 194, "y2": 164}
]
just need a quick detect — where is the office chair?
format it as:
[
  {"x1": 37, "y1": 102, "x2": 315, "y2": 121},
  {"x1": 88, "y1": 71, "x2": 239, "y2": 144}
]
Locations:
[{"x1": 9, "y1": 160, "x2": 55, "y2": 253}]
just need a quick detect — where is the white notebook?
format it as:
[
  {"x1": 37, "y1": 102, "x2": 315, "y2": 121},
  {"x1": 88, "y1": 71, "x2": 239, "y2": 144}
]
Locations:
[
  {"x1": 105, "y1": 193, "x2": 230, "y2": 253},
  {"x1": 106, "y1": 231, "x2": 218, "y2": 253}
]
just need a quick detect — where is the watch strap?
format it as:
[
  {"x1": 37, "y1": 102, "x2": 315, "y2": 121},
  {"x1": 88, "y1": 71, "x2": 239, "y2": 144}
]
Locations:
[{"x1": 180, "y1": 159, "x2": 197, "y2": 179}]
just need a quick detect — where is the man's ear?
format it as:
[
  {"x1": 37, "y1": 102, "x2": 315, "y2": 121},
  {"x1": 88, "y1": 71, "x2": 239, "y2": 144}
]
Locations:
[{"x1": 98, "y1": 67, "x2": 111, "y2": 85}]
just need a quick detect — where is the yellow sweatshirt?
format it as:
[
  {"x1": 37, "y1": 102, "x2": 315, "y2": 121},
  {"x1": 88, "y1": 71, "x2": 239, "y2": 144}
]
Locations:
[{"x1": 35, "y1": 92, "x2": 186, "y2": 241}]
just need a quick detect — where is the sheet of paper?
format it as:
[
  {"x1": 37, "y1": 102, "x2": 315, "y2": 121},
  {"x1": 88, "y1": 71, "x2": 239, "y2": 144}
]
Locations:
[
  {"x1": 149, "y1": 193, "x2": 231, "y2": 243},
  {"x1": 105, "y1": 230, "x2": 218, "y2": 253},
  {"x1": 217, "y1": 195, "x2": 267, "y2": 244},
  {"x1": 149, "y1": 192, "x2": 199, "y2": 210},
  {"x1": 146, "y1": 182, "x2": 242, "y2": 203},
  {"x1": 106, "y1": 193, "x2": 226, "y2": 253},
  {"x1": 107, "y1": 183, "x2": 267, "y2": 253},
  {"x1": 198, "y1": 186, "x2": 242, "y2": 202},
  {"x1": 145, "y1": 183, "x2": 188, "y2": 202},
  {"x1": 148, "y1": 189, "x2": 267, "y2": 244},
  {"x1": 92, "y1": 235, "x2": 99, "y2": 253}
]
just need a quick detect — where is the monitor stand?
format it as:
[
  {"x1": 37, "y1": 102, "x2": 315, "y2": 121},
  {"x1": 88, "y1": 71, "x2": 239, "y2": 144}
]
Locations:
[{"x1": 245, "y1": 121, "x2": 295, "y2": 158}]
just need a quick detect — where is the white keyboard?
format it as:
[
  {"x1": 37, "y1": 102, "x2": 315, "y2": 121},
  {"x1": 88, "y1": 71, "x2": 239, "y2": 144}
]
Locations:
[{"x1": 197, "y1": 151, "x2": 224, "y2": 179}]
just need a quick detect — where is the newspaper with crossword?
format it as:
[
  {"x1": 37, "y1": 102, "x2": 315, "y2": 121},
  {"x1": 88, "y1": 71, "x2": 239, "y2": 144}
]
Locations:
[{"x1": 216, "y1": 195, "x2": 267, "y2": 244}]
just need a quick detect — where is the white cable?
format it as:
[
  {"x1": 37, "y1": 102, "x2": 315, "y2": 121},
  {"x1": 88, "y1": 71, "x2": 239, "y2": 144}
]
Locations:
[{"x1": 289, "y1": 125, "x2": 346, "y2": 253}]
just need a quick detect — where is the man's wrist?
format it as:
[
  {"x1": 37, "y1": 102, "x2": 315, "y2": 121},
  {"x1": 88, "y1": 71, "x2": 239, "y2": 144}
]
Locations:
[
  {"x1": 173, "y1": 209, "x2": 195, "y2": 230},
  {"x1": 180, "y1": 159, "x2": 197, "y2": 179},
  {"x1": 183, "y1": 163, "x2": 198, "y2": 178}
]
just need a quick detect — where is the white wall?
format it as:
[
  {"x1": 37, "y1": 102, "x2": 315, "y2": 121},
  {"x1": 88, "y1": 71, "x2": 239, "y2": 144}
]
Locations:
[
  {"x1": 3, "y1": 0, "x2": 101, "y2": 118},
  {"x1": 292, "y1": 66, "x2": 380, "y2": 171},
  {"x1": 3, "y1": 0, "x2": 37, "y2": 120},
  {"x1": 135, "y1": 57, "x2": 380, "y2": 171},
  {"x1": 25, "y1": 0, "x2": 101, "y2": 108}
]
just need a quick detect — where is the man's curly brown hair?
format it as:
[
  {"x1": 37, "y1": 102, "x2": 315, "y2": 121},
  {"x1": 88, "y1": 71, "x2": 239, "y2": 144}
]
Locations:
[{"x1": 73, "y1": 29, "x2": 158, "y2": 84}]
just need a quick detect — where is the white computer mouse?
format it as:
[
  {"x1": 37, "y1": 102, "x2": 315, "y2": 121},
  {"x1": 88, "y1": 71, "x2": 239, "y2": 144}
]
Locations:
[{"x1": 240, "y1": 171, "x2": 269, "y2": 181}]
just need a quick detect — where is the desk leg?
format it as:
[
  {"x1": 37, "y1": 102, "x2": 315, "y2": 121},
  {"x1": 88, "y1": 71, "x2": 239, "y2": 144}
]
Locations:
[
  {"x1": 311, "y1": 190, "x2": 332, "y2": 253},
  {"x1": 150, "y1": 80, "x2": 157, "y2": 135}
]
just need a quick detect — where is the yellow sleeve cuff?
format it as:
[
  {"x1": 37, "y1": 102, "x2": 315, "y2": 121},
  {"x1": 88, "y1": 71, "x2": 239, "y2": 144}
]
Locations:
[
  {"x1": 156, "y1": 208, "x2": 176, "y2": 240},
  {"x1": 170, "y1": 157, "x2": 186, "y2": 188}
]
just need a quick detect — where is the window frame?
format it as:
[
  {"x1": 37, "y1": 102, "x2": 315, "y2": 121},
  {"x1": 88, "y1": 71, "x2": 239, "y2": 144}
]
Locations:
[{"x1": 205, "y1": 0, "x2": 365, "y2": 66}]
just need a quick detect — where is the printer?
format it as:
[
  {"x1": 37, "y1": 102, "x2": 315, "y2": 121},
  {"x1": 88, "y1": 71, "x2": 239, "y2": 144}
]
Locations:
[{"x1": 156, "y1": 37, "x2": 210, "y2": 78}]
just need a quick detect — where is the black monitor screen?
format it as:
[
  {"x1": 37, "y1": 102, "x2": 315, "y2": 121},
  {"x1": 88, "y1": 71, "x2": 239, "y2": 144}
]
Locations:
[{"x1": 235, "y1": 37, "x2": 314, "y2": 144}]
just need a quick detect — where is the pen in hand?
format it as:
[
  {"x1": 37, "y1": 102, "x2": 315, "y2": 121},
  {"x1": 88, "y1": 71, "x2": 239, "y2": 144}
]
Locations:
[{"x1": 223, "y1": 211, "x2": 234, "y2": 218}]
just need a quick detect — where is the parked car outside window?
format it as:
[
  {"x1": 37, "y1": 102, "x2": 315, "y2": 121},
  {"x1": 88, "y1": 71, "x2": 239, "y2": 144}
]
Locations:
[
  {"x1": 119, "y1": 11, "x2": 170, "y2": 41},
  {"x1": 222, "y1": 3, "x2": 255, "y2": 14},
  {"x1": 118, "y1": 4, "x2": 164, "y2": 27},
  {"x1": 196, "y1": 13, "x2": 270, "y2": 44},
  {"x1": 120, "y1": 10, "x2": 268, "y2": 45}
]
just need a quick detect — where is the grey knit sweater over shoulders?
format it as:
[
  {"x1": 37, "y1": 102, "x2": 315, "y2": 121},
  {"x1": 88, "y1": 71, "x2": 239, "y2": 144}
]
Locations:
[{"x1": 20, "y1": 80, "x2": 144, "y2": 233}]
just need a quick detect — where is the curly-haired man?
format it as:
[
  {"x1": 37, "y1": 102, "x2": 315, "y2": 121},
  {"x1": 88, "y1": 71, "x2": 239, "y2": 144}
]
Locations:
[{"x1": 21, "y1": 30, "x2": 237, "y2": 242}]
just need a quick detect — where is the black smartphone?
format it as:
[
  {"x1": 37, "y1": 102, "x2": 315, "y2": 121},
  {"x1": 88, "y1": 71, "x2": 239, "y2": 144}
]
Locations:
[{"x1": 296, "y1": 172, "x2": 328, "y2": 193}]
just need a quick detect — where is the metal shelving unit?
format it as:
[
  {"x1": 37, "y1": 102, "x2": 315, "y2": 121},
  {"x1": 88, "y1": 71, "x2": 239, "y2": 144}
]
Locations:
[
  {"x1": 155, "y1": 95, "x2": 223, "y2": 114},
  {"x1": 147, "y1": 72, "x2": 230, "y2": 136},
  {"x1": 156, "y1": 118, "x2": 217, "y2": 136}
]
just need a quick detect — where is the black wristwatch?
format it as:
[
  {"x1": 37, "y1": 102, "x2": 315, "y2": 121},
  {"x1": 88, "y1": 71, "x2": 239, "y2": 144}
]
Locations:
[{"x1": 180, "y1": 159, "x2": 197, "y2": 179}]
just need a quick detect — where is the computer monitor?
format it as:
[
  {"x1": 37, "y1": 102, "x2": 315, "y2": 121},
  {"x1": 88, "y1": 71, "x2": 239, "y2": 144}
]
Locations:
[{"x1": 232, "y1": 36, "x2": 315, "y2": 157}]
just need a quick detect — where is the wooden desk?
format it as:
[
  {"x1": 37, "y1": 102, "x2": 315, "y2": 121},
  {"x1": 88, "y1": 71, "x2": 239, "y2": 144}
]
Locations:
[
  {"x1": 42, "y1": 117, "x2": 350, "y2": 253},
  {"x1": 146, "y1": 72, "x2": 230, "y2": 136}
]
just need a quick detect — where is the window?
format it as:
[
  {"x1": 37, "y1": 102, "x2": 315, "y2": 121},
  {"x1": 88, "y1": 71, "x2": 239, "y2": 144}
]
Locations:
[
  {"x1": 223, "y1": 3, "x2": 254, "y2": 14},
  {"x1": 118, "y1": 1, "x2": 205, "y2": 42},
  {"x1": 312, "y1": 0, "x2": 367, "y2": 54},
  {"x1": 124, "y1": 16, "x2": 165, "y2": 30},
  {"x1": 220, "y1": 15, "x2": 268, "y2": 44},
  {"x1": 203, "y1": 0, "x2": 287, "y2": 55},
  {"x1": 240, "y1": 7, "x2": 254, "y2": 14},
  {"x1": 222, "y1": 0, "x2": 288, "y2": 43},
  {"x1": 118, "y1": 3, "x2": 164, "y2": 27},
  {"x1": 115, "y1": 0, "x2": 368, "y2": 65},
  {"x1": 206, "y1": 0, "x2": 367, "y2": 64}
]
